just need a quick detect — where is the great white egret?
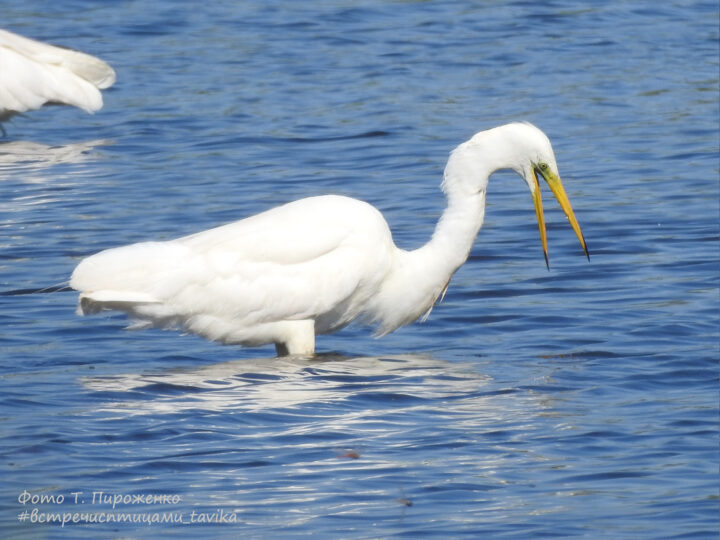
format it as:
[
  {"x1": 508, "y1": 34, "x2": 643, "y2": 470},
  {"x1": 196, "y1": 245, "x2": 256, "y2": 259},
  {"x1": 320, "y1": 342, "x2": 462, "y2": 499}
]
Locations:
[
  {"x1": 0, "y1": 28, "x2": 115, "y2": 127},
  {"x1": 71, "y1": 123, "x2": 588, "y2": 356}
]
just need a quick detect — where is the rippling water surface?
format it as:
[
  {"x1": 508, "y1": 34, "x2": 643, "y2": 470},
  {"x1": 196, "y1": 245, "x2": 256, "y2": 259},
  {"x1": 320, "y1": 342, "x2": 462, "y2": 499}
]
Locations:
[{"x1": 1, "y1": 1, "x2": 718, "y2": 538}]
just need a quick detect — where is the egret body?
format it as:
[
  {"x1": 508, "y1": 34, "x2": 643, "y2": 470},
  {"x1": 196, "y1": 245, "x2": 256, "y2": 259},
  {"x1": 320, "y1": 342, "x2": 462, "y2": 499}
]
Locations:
[
  {"x1": 71, "y1": 123, "x2": 588, "y2": 356},
  {"x1": 0, "y1": 28, "x2": 115, "y2": 125}
]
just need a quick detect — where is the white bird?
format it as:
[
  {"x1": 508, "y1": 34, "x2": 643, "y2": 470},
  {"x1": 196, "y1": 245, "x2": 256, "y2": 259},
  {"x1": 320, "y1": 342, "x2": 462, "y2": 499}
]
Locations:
[
  {"x1": 71, "y1": 123, "x2": 588, "y2": 356},
  {"x1": 0, "y1": 28, "x2": 115, "y2": 128}
]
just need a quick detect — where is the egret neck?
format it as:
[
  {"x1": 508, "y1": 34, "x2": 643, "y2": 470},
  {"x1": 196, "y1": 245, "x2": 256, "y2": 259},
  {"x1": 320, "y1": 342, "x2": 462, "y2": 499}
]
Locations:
[{"x1": 370, "y1": 144, "x2": 492, "y2": 335}]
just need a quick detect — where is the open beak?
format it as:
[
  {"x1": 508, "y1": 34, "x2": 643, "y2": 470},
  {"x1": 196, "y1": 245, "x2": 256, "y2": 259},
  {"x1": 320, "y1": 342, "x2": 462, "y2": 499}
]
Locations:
[{"x1": 531, "y1": 167, "x2": 589, "y2": 268}]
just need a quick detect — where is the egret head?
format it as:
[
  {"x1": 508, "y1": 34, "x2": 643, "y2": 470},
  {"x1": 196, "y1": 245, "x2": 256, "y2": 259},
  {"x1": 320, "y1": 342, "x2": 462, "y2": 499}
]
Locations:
[{"x1": 445, "y1": 122, "x2": 588, "y2": 267}]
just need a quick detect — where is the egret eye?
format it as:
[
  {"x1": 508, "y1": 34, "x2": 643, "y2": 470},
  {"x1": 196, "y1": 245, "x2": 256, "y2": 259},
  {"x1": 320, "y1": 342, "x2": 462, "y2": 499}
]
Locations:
[{"x1": 539, "y1": 163, "x2": 549, "y2": 171}]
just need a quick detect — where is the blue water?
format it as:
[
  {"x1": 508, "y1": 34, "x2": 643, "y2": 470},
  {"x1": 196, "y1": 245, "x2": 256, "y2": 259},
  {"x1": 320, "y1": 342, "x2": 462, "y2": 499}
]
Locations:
[{"x1": 1, "y1": 1, "x2": 718, "y2": 538}]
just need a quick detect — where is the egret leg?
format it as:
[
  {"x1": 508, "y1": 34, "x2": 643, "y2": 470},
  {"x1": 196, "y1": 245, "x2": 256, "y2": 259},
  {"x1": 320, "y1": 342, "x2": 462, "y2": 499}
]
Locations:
[{"x1": 274, "y1": 320, "x2": 315, "y2": 356}]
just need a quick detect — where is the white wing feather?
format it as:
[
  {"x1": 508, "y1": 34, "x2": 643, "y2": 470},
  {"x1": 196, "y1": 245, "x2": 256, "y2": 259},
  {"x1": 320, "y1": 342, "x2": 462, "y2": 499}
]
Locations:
[
  {"x1": 0, "y1": 28, "x2": 115, "y2": 119},
  {"x1": 71, "y1": 196, "x2": 395, "y2": 343}
]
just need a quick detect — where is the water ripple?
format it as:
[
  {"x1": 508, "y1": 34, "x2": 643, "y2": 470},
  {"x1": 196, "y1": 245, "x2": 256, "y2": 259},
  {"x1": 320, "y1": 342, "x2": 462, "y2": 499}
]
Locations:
[{"x1": 1, "y1": 1, "x2": 717, "y2": 538}]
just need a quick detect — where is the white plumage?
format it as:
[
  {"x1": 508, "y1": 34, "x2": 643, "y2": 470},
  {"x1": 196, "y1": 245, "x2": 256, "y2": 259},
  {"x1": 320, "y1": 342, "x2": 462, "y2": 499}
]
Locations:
[
  {"x1": 0, "y1": 28, "x2": 115, "y2": 123},
  {"x1": 71, "y1": 123, "x2": 588, "y2": 356}
]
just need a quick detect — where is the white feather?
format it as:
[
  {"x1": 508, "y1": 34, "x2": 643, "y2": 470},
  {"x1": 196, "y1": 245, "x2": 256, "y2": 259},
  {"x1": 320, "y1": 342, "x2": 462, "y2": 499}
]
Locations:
[
  {"x1": 72, "y1": 196, "x2": 396, "y2": 345},
  {"x1": 0, "y1": 28, "x2": 115, "y2": 121}
]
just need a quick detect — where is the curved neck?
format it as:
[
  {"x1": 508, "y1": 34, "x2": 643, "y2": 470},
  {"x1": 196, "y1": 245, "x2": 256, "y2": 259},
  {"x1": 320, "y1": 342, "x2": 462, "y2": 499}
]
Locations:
[
  {"x1": 369, "y1": 187, "x2": 487, "y2": 336},
  {"x1": 421, "y1": 189, "x2": 486, "y2": 274},
  {"x1": 369, "y1": 125, "x2": 542, "y2": 334},
  {"x1": 369, "y1": 138, "x2": 507, "y2": 334},
  {"x1": 421, "y1": 128, "x2": 522, "y2": 274}
]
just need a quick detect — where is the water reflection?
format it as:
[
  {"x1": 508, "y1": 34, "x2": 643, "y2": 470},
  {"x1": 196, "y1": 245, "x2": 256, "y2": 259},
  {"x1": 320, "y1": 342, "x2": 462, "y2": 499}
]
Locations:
[
  {"x1": 0, "y1": 139, "x2": 111, "y2": 181},
  {"x1": 81, "y1": 353, "x2": 494, "y2": 415}
]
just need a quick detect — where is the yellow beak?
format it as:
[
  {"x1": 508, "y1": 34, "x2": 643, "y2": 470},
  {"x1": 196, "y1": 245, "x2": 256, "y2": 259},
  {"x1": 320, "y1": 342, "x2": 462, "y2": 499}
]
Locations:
[{"x1": 531, "y1": 167, "x2": 589, "y2": 268}]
